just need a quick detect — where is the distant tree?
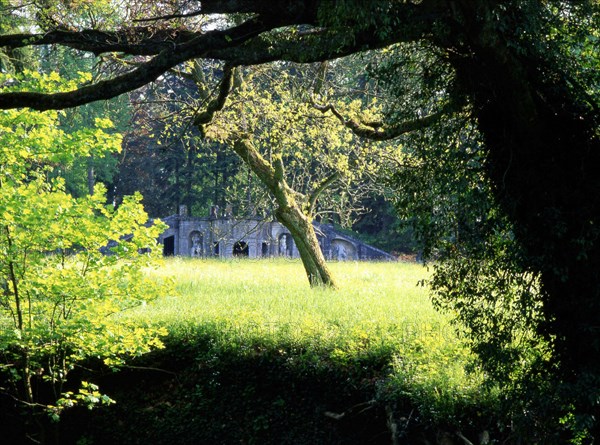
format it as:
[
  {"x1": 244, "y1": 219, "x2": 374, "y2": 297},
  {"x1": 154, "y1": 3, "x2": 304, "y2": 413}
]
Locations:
[{"x1": 196, "y1": 63, "x2": 391, "y2": 286}]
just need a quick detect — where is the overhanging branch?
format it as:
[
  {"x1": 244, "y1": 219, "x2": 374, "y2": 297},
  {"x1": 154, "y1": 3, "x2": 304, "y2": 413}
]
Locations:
[
  {"x1": 0, "y1": 28, "x2": 200, "y2": 56},
  {"x1": 0, "y1": 0, "x2": 446, "y2": 110},
  {"x1": 0, "y1": 18, "x2": 277, "y2": 110},
  {"x1": 134, "y1": 0, "x2": 312, "y2": 20}
]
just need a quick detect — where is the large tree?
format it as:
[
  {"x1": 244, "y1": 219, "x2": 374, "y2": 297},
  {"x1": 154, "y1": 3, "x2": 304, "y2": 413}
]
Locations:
[{"x1": 1, "y1": 0, "x2": 599, "y2": 438}]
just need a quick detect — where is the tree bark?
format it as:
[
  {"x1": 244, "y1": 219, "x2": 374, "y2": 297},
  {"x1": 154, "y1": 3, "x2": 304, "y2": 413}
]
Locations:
[{"x1": 276, "y1": 203, "x2": 337, "y2": 287}]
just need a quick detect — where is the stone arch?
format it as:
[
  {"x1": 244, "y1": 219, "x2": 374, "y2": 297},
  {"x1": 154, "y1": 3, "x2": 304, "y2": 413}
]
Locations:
[
  {"x1": 189, "y1": 231, "x2": 204, "y2": 257},
  {"x1": 233, "y1": 241, "x2": 249, "y2": 257},
  {"x1": 331, "y1": 239, "x2": 356, "y2": 261},
  {"x1": 278, "y1": 233, "x2": 294, "y2": 257},
  {"x1": 163, "y1": 235, "x2": 175, "y2": 256},
  {"x1": 261, "y1": 241, "x2": 270, "y2": 257}
]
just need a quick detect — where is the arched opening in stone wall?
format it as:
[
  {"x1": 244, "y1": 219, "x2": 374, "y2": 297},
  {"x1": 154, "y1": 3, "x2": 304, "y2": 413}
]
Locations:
[
  {"x1": 262, "y1": 242, "x2": 269, "y2": 257},
  {"x1": 331, "y1": 239, "x2": 356, "y2": 261},
  {"x1": 213, "y1": 242, "x2": 220, "y2": 256},
  {"x1": 163, "y1": 236, "x2": 175, "y2": 256},
  {"x1": 278, "y1": 233, "x2": 294, "y2": 257},
  {"x1": 189, "y1": 231, "x2": 203, "y2": 257},
  {"x1": 233, "y1": 241, "x2": 249, "y2": 257}
]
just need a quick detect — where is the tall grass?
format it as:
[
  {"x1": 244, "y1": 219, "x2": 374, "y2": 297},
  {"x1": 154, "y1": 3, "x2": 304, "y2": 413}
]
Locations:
[
  {"x1": 129, "y1": 257, "x2": 492, "y2": 422},
  {"x1": 140, "y1": 257, "x2": 436, "y2": 329}
]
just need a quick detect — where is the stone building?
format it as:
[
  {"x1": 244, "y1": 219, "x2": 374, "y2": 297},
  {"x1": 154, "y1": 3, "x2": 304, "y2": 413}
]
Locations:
[{"x1": 158, "y1": 206, "x2": 394, "y2": 261}]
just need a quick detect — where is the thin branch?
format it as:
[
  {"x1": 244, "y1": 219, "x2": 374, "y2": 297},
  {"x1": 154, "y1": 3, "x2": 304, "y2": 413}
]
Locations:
[
  {"x1": 133, "y1": 10, "x2": 204, "y2": 23},
  {"x1": 119, "y1": 365, "x2": 178, "y2": 376},
  {"x1": 324, "y1": 399, "x2": 376, "y2": 420},
  {"x1": 455, "y1": 430, "x2": 476, "y2": 445},
  {"x1": 168, "y1": 67, "x2": 195, "y2": 82},
  {"x1": 188, "y1": 0, "x2": 313, "y2": 16},
  {"x1": 308, "y1": 172, "x2": 341, "y2": 216}
]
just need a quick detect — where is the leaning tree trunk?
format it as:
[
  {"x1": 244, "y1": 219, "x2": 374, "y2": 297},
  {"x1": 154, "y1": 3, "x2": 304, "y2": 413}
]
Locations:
[
  {"x1": 275, "y1": 200, "x2": 337, "y2": 287},
  {"x1": 449, "y1": 7, "x2": 600, "y2": 429},
  {"x1": 232, "y1": 139, "x2": 337, "y2": 288}
]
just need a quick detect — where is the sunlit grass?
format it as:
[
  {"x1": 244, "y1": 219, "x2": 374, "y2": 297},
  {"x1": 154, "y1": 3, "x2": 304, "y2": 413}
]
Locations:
[
  {"x1": 142, "y1": 257, "x2": 437, "y2": 328},
  {"x1": 128, "y1": 257, "x2": 491, "y2": 419}
]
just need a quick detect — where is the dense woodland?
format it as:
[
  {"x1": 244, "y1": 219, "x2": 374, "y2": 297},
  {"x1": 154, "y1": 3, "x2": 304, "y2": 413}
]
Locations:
[{"x1": 0, "y1": 1, "x2": 599, "y2": 443}]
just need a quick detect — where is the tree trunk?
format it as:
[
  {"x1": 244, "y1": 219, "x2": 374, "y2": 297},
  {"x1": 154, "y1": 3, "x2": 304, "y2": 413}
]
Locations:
[
  {"x1": 276, "y1": 200, "x2": 337, "y2": 288},
  {"x1": 231, "y1": 139, "x2": 337, "y2": 287}
]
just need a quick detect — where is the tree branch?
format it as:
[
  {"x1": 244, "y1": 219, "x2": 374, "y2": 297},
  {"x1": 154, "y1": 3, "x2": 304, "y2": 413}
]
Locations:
[
  {"x1": 194, "y1": 64, "x2": 235, "y2": 129},
  {"x1": 0, "y1": 0, "x2": 446, "y2": 110},
  {"x1": 232, "y1": 139, "x2": 277, "y2": 190},
  {"x1": 307, "y1": 172, "x2": 340, "y2": 216},
  {"x1": 273, "y1": 157, "x2": 285, "y2": 182},
  {"x1": 312, "y1": 99, "x2": 452, "y2": 141},
  {"x1": 0, "y1": 28, "x2": 200, "y2": 56},
  {"x1": 0, "y1": 1, "x2": 319, "y2": 56},
  {"x1": 204, "y1": 1, "x2": 447, "y2": 66},
  {"x1": 194, "y1": 0, "x2": 315, "y2": 16},
  {"x1": 133, "y1": 10, "x2": 204, "y2": 23},
  {"x1": 133, "y1": 0, "x2": 312, "y2": 21},
  {"x1": 0, "y1": 18, "x2": 277, "y2": 110},
  {"x1": 207, "y1": 27, "x2": 409, "y2": 67}
]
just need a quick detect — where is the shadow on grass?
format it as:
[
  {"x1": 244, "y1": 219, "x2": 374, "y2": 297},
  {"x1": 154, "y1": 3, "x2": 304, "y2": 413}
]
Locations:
[{"x1": 61, "y1": 333, "x2": 398, "y2": 445}]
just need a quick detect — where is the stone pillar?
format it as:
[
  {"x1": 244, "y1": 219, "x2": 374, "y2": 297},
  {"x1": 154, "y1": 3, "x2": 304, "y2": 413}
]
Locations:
[
  {"x1": 223, "y1": 239, "x2": 233, "y2": 258},
  {"x1": 248, "y1": 241, "x2": 257, "y2": 258}
]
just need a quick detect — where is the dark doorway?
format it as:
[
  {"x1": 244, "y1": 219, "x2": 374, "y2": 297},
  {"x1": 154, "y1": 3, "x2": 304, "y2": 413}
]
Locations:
[
  {"x1": 213, "y1": 242, "x2": 220, "y2": 256},
  {"x1": 262, "y1": 242, "x2": 269, "y2": 257},
  {"x1": 163, "y1": 236, "x2": 175, "y2": 256},
  {"x1": 233, "y1": 241, "x2": 249, "y2": 257}
]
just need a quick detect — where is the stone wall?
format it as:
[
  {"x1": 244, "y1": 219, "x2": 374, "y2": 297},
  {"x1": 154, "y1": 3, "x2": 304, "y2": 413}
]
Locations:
[{"x1": 158, "y1": 210, "x2": 394, "y2": 261}]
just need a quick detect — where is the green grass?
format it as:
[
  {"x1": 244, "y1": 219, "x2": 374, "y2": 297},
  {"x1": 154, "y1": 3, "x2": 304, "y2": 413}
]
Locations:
[
  {"x1": 125, "y1": 257, "x2": 490, "y2": 422},
  {"x1": 139, "y1": 257, "x2": 439, "y2": 333}
]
